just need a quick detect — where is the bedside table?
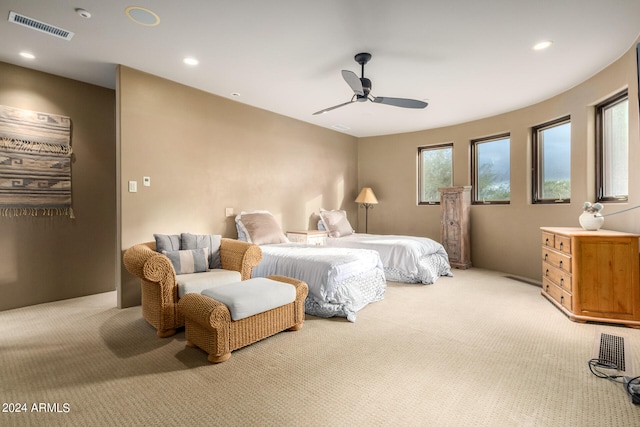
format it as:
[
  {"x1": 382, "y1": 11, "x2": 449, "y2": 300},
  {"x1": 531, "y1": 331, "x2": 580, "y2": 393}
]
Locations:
[{"x1": 286, "y1": 230, "x2": 328, "y2": 246}]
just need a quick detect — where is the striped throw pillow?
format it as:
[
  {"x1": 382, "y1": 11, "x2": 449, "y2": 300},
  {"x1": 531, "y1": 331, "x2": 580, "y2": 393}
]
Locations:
[{"x1": 162, "y1": 247, "x2": 210, "y2": 275}]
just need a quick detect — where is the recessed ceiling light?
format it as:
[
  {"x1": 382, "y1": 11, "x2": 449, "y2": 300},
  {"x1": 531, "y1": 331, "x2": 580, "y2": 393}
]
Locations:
[
  {"x1": 19, "y1": 51, "x2": 35, "y2": 59},
  {"x1": 331, "y1": 124, "x2": 351, "y2": 131},
  {"x1": 125, "y1": 6, "x2": 160, "y2": 26},
  {"x1": 533, "y1": 40, "x2": 553, "y2": 51},
  {"x1": 183, "y1": 57, "x2": 199, "y2": 66},
  {"x1": 231, "y1": 92, "x2": 241, "y2": 97}
]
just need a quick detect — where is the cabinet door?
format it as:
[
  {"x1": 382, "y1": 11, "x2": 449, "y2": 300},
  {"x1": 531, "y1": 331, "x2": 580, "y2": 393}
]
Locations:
[
  {"x1": 441, "y1": 192, "x2": 461, "y2": 262},
  {"x1": 574, "y1": 237, "x2": 639, "y2": 319}
]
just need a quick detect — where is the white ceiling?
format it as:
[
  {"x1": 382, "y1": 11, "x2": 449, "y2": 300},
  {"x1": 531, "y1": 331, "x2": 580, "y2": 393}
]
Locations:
[{"x1": 1, "y1": 1, "x2": 639, "y2": 138}]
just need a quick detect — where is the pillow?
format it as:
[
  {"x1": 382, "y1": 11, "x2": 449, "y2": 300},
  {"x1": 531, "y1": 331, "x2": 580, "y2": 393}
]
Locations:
[
  {"x1": 154, "y1": 234, "x2": 180, "y2": 253},
  {"x1": 318, "y1": 209, "x2": 354, "y2": 238},
  {"x1": 181, "y1": 233, "x2": 222, "y2": 269},
  {"x1": 235, "y1": 211, "x2": 289, "y2": 245},
  {"x1": 162, "y1": 248, "x2": 210, "y2": 275},
  {"x1": 235, "y1": 210, "x2": 271, "y2": 242}
]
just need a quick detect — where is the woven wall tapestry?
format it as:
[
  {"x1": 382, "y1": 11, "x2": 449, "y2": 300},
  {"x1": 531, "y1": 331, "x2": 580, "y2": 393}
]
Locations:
[{"x1": 0, "y1": 105, "x2": 73, "y2": 217}]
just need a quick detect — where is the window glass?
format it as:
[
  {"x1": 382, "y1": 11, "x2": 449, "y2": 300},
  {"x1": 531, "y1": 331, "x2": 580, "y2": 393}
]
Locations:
[
  {"x1": 472, "y1": 135, "x2": 510, "y2": 203},
  {"x1": 533, "y1": 118, "x2": 571, "y2": 203},
  {"x1": 418, "y1": 144, "x2": 453, "y2": 204},
  {"x1": 597, "y1": 93, "x2": 628, "y2": 201}
]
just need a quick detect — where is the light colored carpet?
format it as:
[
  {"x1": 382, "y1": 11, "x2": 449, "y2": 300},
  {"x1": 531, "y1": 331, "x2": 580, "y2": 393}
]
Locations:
[{"x1": 1, "y1": 268, "x2": 639, "y2": 426}]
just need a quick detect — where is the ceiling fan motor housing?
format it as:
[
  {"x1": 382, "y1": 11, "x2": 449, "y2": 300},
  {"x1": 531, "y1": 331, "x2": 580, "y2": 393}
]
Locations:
[{"x1": 358, "y1": 77, "x2": 372, "y2": 100}]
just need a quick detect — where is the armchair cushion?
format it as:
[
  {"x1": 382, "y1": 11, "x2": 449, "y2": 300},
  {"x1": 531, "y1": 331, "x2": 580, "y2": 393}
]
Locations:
[{"x1": 176, "y1": 269, "x2": 242, "y2": 297}]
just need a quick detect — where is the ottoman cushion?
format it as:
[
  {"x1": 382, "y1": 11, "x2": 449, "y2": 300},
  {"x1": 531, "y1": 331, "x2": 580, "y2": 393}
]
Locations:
[{"x1": 202, "y1": 277, "x2": 296, "y2": 321}]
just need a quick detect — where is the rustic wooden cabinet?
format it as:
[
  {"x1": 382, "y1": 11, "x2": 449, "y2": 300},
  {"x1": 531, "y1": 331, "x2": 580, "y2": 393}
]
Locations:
[
  {"x1": 439, "y1": 186, "x2": 471, "y2": 269},
  {"x1": 540, "y1": 227, "x2": 640, "y2": 328}
]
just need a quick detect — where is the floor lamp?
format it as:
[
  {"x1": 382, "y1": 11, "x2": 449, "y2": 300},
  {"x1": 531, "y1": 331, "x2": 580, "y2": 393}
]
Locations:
[{"x1": 355, "y1": 187, "x2": 378, "y2": 233}]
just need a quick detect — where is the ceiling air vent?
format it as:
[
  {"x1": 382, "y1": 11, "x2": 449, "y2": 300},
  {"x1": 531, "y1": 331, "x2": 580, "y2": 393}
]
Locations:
[{"x1": 8, "y1": 11, "x2": 74, "y2": 41}]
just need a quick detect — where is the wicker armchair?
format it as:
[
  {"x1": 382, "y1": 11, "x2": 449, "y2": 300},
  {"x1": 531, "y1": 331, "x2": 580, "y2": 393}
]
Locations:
[{"x1": 123, "y1": 239, "x2": 262, "y2": 338}]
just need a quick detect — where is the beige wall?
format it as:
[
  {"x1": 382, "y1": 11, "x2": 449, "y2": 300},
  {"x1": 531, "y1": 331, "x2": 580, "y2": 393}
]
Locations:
[
  {"x1": 358, "y1": 40, "x2": 640, "y2": 281},
  {"x1": 0, "y1": 62, "x2": 117, "y2": 311},
  {"x1": 3, "y1": 39, "x2": 639, "y2": 311},
  {"x1": 117, "y1": 66, "x2": 359, "y2": 307}
]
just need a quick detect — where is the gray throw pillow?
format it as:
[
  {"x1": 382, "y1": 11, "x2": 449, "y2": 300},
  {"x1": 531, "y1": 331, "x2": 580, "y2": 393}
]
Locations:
[
  {"x1": 181, "y1": 233, "x2": 222, "y2": 269},
  {"x1": 162, "y1": 248, "x2": 210, "y2": 275},
  {"x1": 154, "y1": 234, "x2": 181, "y2": 253}
]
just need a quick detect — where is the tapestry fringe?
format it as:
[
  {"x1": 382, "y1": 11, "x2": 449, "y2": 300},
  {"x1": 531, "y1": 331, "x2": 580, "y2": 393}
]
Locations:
[
  {"x1": 1, "y1": 207, "x2": 74, "y2": 218},
  {"x1": 0, "y1": 137, "x2": 71, "y2": 154}
]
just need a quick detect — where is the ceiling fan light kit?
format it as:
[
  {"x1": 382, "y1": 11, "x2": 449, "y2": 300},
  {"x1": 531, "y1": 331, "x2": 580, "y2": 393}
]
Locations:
[{"x1": 313, "y1": 52, "x2": 428, "y2": 115}]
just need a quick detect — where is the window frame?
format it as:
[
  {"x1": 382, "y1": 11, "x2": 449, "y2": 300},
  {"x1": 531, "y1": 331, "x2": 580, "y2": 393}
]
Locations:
[
  {"x1": 471, "y1": 133, "x2": 511, "y2": 205},
  {"x1": 417, "y1": 143, "x2": 453, "y2": 205},
  {"x1": 595, "y1": 90, "x2": 628, "y2": 203},
  {"x1": 532, "y1": 116, "x2": 571, "y2": 205}
]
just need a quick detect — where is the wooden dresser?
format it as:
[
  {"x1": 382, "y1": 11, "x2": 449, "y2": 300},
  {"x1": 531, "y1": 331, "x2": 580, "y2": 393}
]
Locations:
[
  {"x1": 540, "y1": 227, "x2": 640, "y2": 328},
  {"x1": 439, "y1": 186, "x2": 471, "y2": 269}
]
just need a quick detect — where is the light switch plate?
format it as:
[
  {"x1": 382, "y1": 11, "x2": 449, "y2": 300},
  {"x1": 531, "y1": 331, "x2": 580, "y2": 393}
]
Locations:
[
  {"x1": 143, "y1": 176, "x2": 150, "y2": 187},
  {"x1": 225, "y1": 208, "x2": 234, "y2": 217},
  {"x1": 128, "y1": 181, "x2": 137, "y2": 193}
]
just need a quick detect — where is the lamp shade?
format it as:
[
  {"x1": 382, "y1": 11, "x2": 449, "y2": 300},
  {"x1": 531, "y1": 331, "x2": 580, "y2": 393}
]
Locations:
[{"x1": 355, "y1": 187, "x2": 378, "y2": 204}]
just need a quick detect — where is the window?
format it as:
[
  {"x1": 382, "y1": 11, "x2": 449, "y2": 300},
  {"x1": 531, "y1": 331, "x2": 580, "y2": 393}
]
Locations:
[
  {"x1": 418, "y1": 144, "x2": 453, "y2": 204},
  {"x1": 532, "y1": 117, "x2": 571, "y2": 203},
  {"x1": 596, "y1": 91, "x2": 628, "y2": 202},
  {"x1": 471, "y1": 134, "x2": 510, "y2": 204}
]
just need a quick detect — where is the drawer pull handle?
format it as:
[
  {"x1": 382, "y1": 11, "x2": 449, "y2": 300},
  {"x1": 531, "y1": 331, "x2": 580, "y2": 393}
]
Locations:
[
  {"x1": 559, "y1": 242, "x2": 563, "y2": 250},
  {"x1": 545, "y1": 284, "x2": 549, "y2": 292},
  {"x1": 544, "y1": 254, "x2": 548, "y2": 261},
  {"x1": 545, "y1": 269, "x2": 549, "y2": 277},
  {"x1": 559, "y1": 260, "x2": 563, "y2": 268},
  {"x1": 560, "y1": 295, "x2": 564, "y2": 304},
  {"x1": 560, "y1": 278, "x2": 564, "y2": 287},
  {"x1": 545, "y1": 237, "x2": 550, "y2": 245}
]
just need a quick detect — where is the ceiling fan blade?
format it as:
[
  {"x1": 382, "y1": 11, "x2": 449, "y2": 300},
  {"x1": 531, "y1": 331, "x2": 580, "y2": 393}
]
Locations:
[
  {"x1": 372, "y1": 97, "x2": 428, "y2": 109},
  {"x1": 341, "y1": 70, "x2": 364, "y2": 96},
  {"x1": 312, "y1": 100, "x2": 355, "y2": 115}
]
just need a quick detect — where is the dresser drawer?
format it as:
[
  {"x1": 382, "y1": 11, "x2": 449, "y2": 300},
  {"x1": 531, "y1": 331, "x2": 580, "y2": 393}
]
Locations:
[
  {"x1": 541, "y1": 232, "x2": 555, "y2": 248},
  {"x1": 542, "y1": 263, "x2": 572, "y2": 292},
  {"x1": 541, "y1": 247, "x2": 572, "y2": 273},
  {"x1": 554, "y1": 235, "x2": 571, "y2": 254},
  {"x1": 543, "y1": 278, "x2": 573, "y2": 311}
]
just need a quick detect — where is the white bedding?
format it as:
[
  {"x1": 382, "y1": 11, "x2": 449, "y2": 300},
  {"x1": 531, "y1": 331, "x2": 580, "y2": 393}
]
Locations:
[
  {"x1": 251, "y1": 244, "x2": 386, "y2": 322},
  {"x1": 324, "y1": 233, "x2": 452, "y2": 284}
]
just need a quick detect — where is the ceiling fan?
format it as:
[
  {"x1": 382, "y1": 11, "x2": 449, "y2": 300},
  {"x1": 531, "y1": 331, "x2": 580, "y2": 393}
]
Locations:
[{"x1": 313, "y1": 52, "x2": 428, "y2": 115}]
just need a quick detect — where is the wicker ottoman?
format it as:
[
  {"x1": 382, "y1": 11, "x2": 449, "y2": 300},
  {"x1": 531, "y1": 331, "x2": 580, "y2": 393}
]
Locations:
[{"x1": 178, "y1": 275, "x2": 308, "y2": 363}]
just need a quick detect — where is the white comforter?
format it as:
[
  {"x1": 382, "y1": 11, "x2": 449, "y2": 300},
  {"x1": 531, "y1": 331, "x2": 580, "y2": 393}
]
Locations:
[
  {"x1": 251, "y1": 244, "x2": 386, "y2": 322},
  {"x1": 325, "y1": 233, "x2": 452, "y2": 284}
]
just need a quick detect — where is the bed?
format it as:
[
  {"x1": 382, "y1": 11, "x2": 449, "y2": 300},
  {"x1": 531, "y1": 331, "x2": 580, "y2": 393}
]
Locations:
[
  {"x1": 317, "y1": 209, "x2": 452, "y2": 284},
  {"x1": 235, "y1": 211, "x2": 386, "y2": 322},
  {"x1": 251, "y1": 244, "x2": 386, "y2": 322}
]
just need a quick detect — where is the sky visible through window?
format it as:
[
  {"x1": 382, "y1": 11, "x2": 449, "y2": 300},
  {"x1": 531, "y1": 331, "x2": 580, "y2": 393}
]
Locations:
[
  {"x1": 476, "y1": 137, "x2": 510, "y2": 201},
  {"x1": 542, "y1": 123, "x2": 571, "y2": 182}
]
